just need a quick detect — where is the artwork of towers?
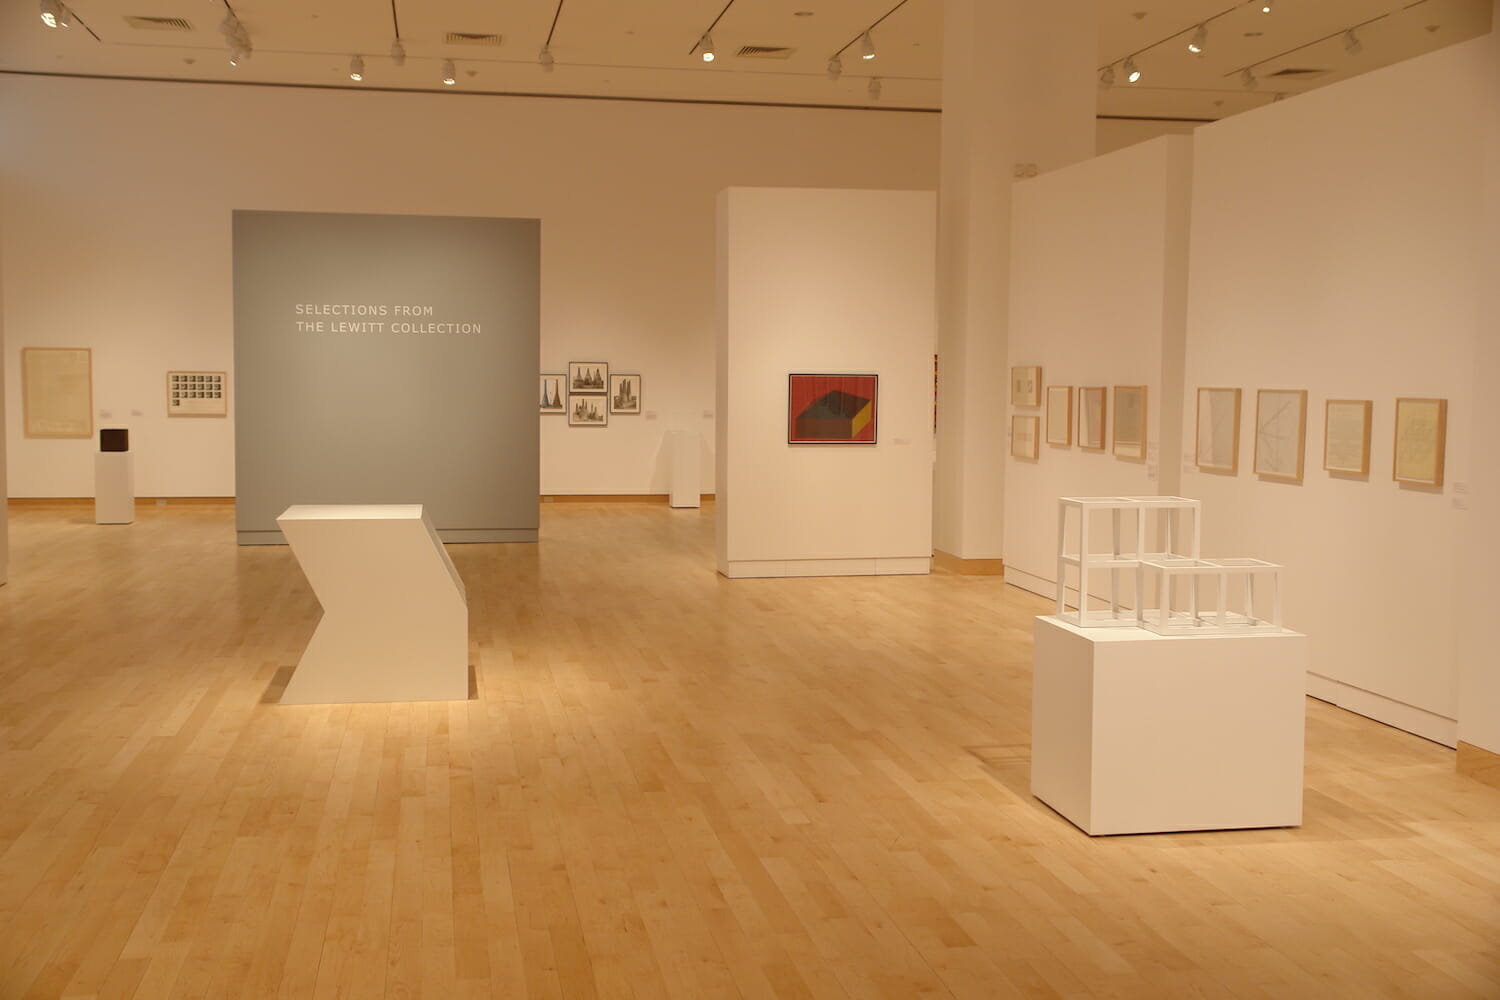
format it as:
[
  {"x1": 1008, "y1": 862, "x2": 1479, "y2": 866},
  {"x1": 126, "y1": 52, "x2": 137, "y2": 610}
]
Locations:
[{"x1": 548, "y1": 363, "x2": 644, "y2": 426}]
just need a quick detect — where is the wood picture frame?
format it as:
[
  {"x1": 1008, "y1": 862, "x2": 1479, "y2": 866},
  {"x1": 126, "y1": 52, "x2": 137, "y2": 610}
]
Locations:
[
  {"x1": 1045, "y1": 385, "x2": 1073, "y2": 446},
  {"x1": 568, "y1": 362, "x2": 608, "y2": 395},
  {"x1": 1393, "y1": 397, "x2": 1447, "y2": 487},
  {"x1": 609, "y1": 373, "x2": 642, "y2": 414},
  {"x1": 1011, "y1": 366, "x2": 1041, "y2": 408},
  {"x1": 1323, "y1": 399, "x2": 1372, "y2": 475},
  {"x1": 1078, "y1": 386, "x2": 1106, "y2": 451},
  {"x1": 1194, "y1": 387, "x2": 1241, "y2": 473},
  {"x1": 22, "y1": 347, "x2": 93, "y2": 438},
  {"x1": 540, "y1": 373, "x2": 565, "y2": 413},
  {"x1": 1254, "y1": 388, "x2": 1308, "y2": 482},
  {"x1": 167, "y1": 370, "x2": 228, "y2": 418},
  {"x1": 1011, "y1": 414, "x2": 1039, "y2": 460},
  {"x1": 1112, "y1": 385, "x2": 1147, "y2": 459},
  {"x1": 787, "y1": 373, "x2": 878, "y2": 444}
]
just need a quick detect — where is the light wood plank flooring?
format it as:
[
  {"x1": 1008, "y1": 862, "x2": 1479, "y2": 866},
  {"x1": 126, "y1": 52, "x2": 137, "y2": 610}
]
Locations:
[{"x1": 1, "y1": 500, "x2": 1497, "y2": 999}]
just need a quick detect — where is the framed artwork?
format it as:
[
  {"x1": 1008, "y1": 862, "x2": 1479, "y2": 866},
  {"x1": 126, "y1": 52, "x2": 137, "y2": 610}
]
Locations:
[
  {"x1": 1112, "y1": 385, "x2": 1147, "y2": 459},
  {"x1": 568, "y1": 362, "x2": 608, "y2": 394},
  {"x1": 568, "y1": 394, "x2": 608, "y2": 426},
  {"x1": 1011, "y1": 415, "x2": 1040, "y2": 459},
  {"x1": 1045, "y1": 386, "x2": 1073, "y2": 446},
  {"x1": 22, "y1": 347, "x2": 93, "y2": 438},
  {"x1": 787, "y1": 373, "x2": 877, "y2": 444},
  {"x1": 539, "y1": 373, "x2": 565, "y2": 413},
  {"x1": 1011, "y1": 366, "x2": 1041, "y2": 408},
  {"x1": 1323, "y1": 399, "x2": 1372, "y2": 475},
  {"x1": 610, "y1": 374, "x2": 642, "y2": 414},
  {"x1": 1393, "y1": 397, "x2": 1447, "y2": 487},
  {"x1": 1254, "y1": 388, "x2": 1308, "y2": 482},
  {"x1": 1195, "y1": 387, "x2": 1241, "y2": 473},
  {"x1": 167, "y1": 371, "x2": 228, "y2": 417},
  {"x1": 1079, "y1": 386, "x2": 1106, "y2": 451}
]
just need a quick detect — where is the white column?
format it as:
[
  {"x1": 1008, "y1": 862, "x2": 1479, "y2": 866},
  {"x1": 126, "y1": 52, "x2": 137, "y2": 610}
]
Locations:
[
  {"x1": 0, "y1": 206, "x2": 7, "y2": 585},
  {"x1": 934, "y1": 0, "x2": 1098, "y2": 561}
]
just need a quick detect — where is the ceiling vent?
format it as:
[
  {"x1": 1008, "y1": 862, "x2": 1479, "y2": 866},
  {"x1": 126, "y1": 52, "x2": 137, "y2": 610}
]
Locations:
[
  {"x1": 124, "y1": 15, "x2": 193, "y2": 31},
  {"x1": 445, "y1": 32, "x2": 502, "y2": 46},
  {"x1": 736, "y1": 45, "x2": 796, "y2": 59},
  {"x1": 1267, "y1": 67, "x2": 1328, "y2": 78}
]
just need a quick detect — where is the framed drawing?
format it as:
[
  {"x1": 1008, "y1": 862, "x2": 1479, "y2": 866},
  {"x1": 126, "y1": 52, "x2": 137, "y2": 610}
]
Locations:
[
  {"x1": 610, "y1": 374, "x2": 642, "y2": 414},
  {"x1": 1393, "y1": 397, "x2": 1447, "y2": 487},
  {"x1": 1194, "y1": 387, "x2": 1241, "y2": 473},
  {"x1": 568, "y1": 394, "x2": 608, "y2": 426},
  {"x1": 1011, "y1": 415, "x2": 1039, "y2": 459},
  {"x1": 1254, "y1": 389, "x2": 1308, "y2": 482},
  {"x1": 22, "y1": 347, "x2": 93, "y2": 438},
  {"x1": 1323, "y1": 399, "x2": 1372, "y2": 475},
  {"x1": 1011, "y1": 366, "x2": 1041, "y2": 408},
  {"x1": 540, "y1": 373, "x2": 565, "y2": 413},
  {"x1": 1045, "y1": 386, "x2": 1073, "y2": 446},
  {"x1": 167, "y1": 371, "x2": 228, "y2": 417},
  {"x1": 1112, "y1": 385, "x2": 1147, "y2": 459},
  {"x1": 787, "y1": 373, "x2": 877, "y2": 444},
  {"x1": 568, "y1": 362, "x2": 608, "y2": 395},
  {"x1": 1079, "y1": 386, "x2": 1106, "y2": 450}
]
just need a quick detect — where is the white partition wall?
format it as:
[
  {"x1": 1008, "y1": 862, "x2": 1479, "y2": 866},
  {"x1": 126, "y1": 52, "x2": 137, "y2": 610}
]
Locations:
[
  {"x1": 716, "y1": 187, "x2": 936, "y2": 579},
  {"x1": 1003, "y1": 136, "x2": 1193, "y2": 599}
]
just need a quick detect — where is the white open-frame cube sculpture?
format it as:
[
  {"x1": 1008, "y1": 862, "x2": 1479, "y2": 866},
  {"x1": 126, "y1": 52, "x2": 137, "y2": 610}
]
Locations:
[
  {"x1": 1136, "y1": 557, "x2": 1283, "y2": 636},
  {"x1": 1055, "y1": 496, "x2": 1201, "y2": 628}
]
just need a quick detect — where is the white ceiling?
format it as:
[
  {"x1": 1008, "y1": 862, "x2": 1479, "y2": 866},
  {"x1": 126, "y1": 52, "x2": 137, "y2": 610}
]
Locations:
[{"x1": 0, "y1": 0, "x2": 1491, "y2": 121}]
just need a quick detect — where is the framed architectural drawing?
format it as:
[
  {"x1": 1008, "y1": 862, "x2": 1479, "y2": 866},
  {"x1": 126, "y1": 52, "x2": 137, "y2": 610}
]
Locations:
[
  {"x1": 167, "y1": 371, "x2": 228, "y2": 417},
  {"x1": 1045, "y1": 386, "x2": 1073, "y2": 446},
  {"x1": 1112, "y1": 385, "x2": 1147, "y2": 459},
  {"x1": 1079, "y1": 386, "x2": 1106, "y2": 451},
  {"x1": 22, "y1": 347, "x2": 93, "y2": 438},
  {"x1": 1254, "y1": 389, "x2": 1308, "y2": 482},
  {"x1": 1011, "y1": 366, "x2": 1041, "y2": 408},
  {"x1": 1323, "y1": 399, "x2": 1372, "y2": 475},
  {"x1": 1195, "y1": 387, "x2": 1241, "y2": 473},
  {"x1": 610, "y1": 374, "x2": 642, "y2": 414},
  {"x1": 568, "y1": 362, "x2": 608, "y2": 394},
  {"x1": 787, "y1": 373, "x2": 877, "y2": 444},
  {"x1": 568, "y1": 394, "x2": 608, "y2": 426},
  {"x1": 1011, "y1": 415, "x2": 1039, "y2": 459},
  {"x1": 1393, "y1": 397, "x2": 1447, "y2": 486},
  {"x1": 539, "y1": 373, "x2": 565, "y2": 413}
]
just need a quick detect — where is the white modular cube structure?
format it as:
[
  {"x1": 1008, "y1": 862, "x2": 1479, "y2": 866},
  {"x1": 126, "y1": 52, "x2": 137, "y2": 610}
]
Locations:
[
  {"x1": 1136, "y1": 557, "x2": 1283, "y2": 636},
  {"x1": 1055, "y1": 496, "x2": 1200, "y2": 627}
]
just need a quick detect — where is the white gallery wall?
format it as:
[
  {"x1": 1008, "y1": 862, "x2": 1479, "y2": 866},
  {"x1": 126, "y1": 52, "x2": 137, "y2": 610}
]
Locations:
[
  {"x1": 0, "y1": 75, "x2": 938, "y2": 499},
  {"x1": 716, "y1": 187, "x2": 935, "y2": 579},
  {"x1": 1180, "y1": 38, "x2": 1492, "y2": 746},
  {"x1": 1002, "y1": 136, "x2": 1192, "y2": 597}
]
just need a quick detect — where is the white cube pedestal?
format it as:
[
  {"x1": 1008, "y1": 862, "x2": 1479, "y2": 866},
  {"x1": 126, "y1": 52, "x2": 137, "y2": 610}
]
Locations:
[
  {"x1": 94, "y1": 452, "x2": 135, "y2": 525},
  {"x1": 277, "y1": 504, "x2": 469, "y2": 705},
  {"x1": 1031, "y1": 615, "x2": 1306, "y2": 836}
]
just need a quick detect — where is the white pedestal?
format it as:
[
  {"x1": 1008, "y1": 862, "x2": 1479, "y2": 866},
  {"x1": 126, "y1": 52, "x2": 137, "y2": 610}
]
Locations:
[
  {"x1": 94, "y1": 452, "x2": 135, "y2": 524},
  {"x1": 277, "y1": 504, "x2": 468, "y2": 705},
  {"x1": 669, "y1": 430, "x2": 700, "y2": 508},
  {"x1": 1031, "y1": 615, "x2": 1306, "y2": 836}
]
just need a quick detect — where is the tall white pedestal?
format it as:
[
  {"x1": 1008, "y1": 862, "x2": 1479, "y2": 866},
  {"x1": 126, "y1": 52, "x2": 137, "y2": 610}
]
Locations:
[
  {"x1": 277, "y1": 504, "x2": 468, "y2": 705},
  {"x1": 1031, "y1": 615, "x2": 1306, "y2": 836},
  {"x1": 94, "y1": 452, "x2": 135, "y2": 525},
  {"x1": 669, "y1": 430, "x2": 700, "y2": 508}
]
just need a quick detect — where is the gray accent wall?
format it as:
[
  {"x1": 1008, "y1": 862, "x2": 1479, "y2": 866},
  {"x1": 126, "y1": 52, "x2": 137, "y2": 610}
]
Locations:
[{"x1": 233, "y1": 210, "x2": 539, "y2": 544}]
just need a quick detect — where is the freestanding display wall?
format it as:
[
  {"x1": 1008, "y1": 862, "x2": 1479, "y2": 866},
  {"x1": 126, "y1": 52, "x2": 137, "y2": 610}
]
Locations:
[{"x1": 233, "y1": 210, "x2": 539, "y2": 544}]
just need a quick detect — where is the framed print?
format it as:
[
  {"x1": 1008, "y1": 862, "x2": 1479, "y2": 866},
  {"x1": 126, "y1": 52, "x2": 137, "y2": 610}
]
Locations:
[
  {"x1": 1045, "y1": 386, "x2": 1073, "y2": 446},
  {"x1": 1011, "y1": 366, "x2": 1041, "y2": 408},
  {"x1": 568, "y1": 394, "x2": 608, "y2": 426},
  {"x1": 787, "y1": 373, "x2": 877, "y2": 444},
  {"x1": 1079, "y1": 386, "x2": 1106, "y2": 450},
  {"x1": 22, "y1": 347, "x2": 93, "y2": 438},
  {"x1": 1112, "y1": 385, "x2": 1147, "y2": 459},
  {"x1": 568, "y1": 362, "x2": 608, "y2": 394},
  {"x1": 609, "y1": 373, "x2": 642, "y2": 414},
  {"x1": 540, "y1": 373, "x2": 565, "y2": 413},
  {"x1": 1393, "y1": 397, "x2": 1447, "y2": 486},
  {"x1": 1195, "y1": 387, "x2": 1241, "y2": 473},
  {"x1": 1323, "y1": 399, "x2": 1372, "y2": 475},
  {"x1": 1254, "y1": 388, "x2": 1308, "y2": 482},
  {"x1": 167, "y1": 370, "x2": 228, "y2": 417},
  {"x1": 1011, "y1": 415, "x2": 1039, "y2": 459}
]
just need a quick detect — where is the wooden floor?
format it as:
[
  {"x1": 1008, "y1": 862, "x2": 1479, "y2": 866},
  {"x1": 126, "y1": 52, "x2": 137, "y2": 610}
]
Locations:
[{"x1": 1, "y1": 501, "x2": 1498, "y2": 1000}]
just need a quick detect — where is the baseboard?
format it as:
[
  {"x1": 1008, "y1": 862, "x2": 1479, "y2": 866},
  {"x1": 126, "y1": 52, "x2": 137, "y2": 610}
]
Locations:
[
  {"x1": 9, "y1": 496, "x2": 235, "y2": 507},
  {"x1": 1306, "y1": 673, "x2": 1458, "y2": 748},
  {"x1": 720, "y1": 556, "x2": 930, "y2": 579},
  {"x1": 541, "y1": 494, "x2": 714, "y2": 504},
  {"x1": 932, "y1": 550, "x2": 1004, "y2": 576},
  {"x1": 1457, "y1": 742, "x2": 1500, "y2": 789},
  {"x1": 1003, "y1": 566, "x2": 1050, "y2": 596}
]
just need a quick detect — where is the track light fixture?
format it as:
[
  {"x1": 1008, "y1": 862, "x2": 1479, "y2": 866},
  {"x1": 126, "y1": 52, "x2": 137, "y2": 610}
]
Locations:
[
  {"x1": 1124, "y1": 57, "x2": 1140, "y2": 84},
  {"x1": 539, "y1": 46, "x2": 554, "y2": 71},
  {"x1": 1260, "y1": 0, "x2": 1273, "y2": 12},
  {"x1": 827, "y1": 55, "x2": 842, "y2": 81},
  {"x1": 1344, "y1": 29, "x2": 1362, "y2": 55},
  {"x1": 867, "y1": 77, "x2": 881, "y2": 100},
  {"x1": 1187, "y1": 24, "x2": 1207, "y2": 54},
  {"x1": 859, "y1": 32, "x2": 875, "y2": 60},
  {"x1": 390, "y1": 39, "x2": 406, "y2": 67},
  {"x1": 442, "y1": 59, "x2": 456, "y2": 86},
  {"x1": 39, "y1": 0, "x2": 69, "y2": 28},
  {"x1": 1241, "y1": 67, "x2": 1258, "y2": 90},
  {"x1": 695, "y1": 34, "x2": 715, "y2": 62},
  {"x1": 349, "y1": 55, "x2": 364, "y2": 81},
  {"x1": 1099, "y1": 64, "x2": 1115, "y2": 88}
]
